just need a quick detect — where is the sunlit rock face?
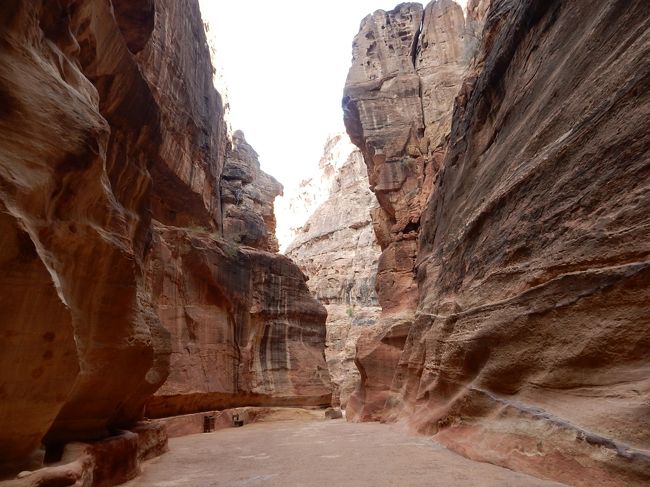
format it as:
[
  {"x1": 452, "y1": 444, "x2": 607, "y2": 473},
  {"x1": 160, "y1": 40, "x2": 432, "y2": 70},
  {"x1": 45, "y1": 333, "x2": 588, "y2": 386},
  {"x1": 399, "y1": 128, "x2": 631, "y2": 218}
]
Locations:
[
  {"x1": 342, "y1": 0, "x2": 470, "y2": 421},
  {"x1": 0, "y1": 0, "x2": 329, "y2": 478},
  {"x1": 221, "y1": 130, "x2": 283, "y2": 253},
  {"x1": 285, "y1": 134, "x2": 381, "y2": 408},
  {"x1": 345, "y1": 0, "x2": 650, "y2": 485},
  {"x1": 275, "y1": 134, "x2": 359, "y2": 252}
]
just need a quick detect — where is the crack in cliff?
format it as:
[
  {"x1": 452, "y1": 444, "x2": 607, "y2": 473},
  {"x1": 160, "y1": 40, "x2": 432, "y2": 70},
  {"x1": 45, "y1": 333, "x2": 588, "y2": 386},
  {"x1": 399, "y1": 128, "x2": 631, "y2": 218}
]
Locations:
[
  {"x1": 412, "y1": 11, "x2": 426, "y2": 131},
  {"x1": 410, "y1": 14, "x2": 423, "y2": 69}
]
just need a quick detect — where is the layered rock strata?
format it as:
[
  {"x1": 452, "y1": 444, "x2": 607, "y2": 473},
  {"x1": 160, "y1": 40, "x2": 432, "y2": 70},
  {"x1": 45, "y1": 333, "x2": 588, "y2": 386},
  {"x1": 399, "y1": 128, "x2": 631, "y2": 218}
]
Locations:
[
  {"x1": 145, "y1": 226, "x2": 331, "y2": 418},
  {"x1": 345, "y1": 0, "x2": 650, "y2": 485},
  {"x1": 0, "y1": 0, "x2": 330, "y2": 480},
  {"x1": 342, "y1": 0, "x2": 470, "y2": 420},
  {"x1": 285, "y1": 135, "x2": 381, "y2": 408}
]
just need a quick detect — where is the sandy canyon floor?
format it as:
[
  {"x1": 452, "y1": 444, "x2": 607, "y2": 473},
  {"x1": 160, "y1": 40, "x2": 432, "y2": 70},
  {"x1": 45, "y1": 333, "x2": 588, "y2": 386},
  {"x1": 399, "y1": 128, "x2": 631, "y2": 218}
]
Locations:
[{"x1": 124, "y1": 419, "x2": 568, "y2": 486}]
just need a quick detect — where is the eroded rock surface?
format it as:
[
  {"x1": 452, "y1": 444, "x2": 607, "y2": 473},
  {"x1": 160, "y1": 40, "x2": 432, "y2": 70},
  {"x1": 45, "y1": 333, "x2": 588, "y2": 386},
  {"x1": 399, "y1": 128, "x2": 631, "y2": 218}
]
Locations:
[
  {"x1": 0, "y1": 0, "x2": 330, "y2": 480},
  {"x1": 285, "y1": 135, "x2": 381, "y2": 407},
  {"x1": 221, "y1": 130, "x2": 283, "y2": 253},
  {"x1": 344, "y1": 0, "x2": 650, "y2": 485},
  {"x1": 0, "y1": 0, "x2": 170, "y2": 471},
  {"x1": 145, "y1": 226, "x2": 331, "y2": 418},
  {"x1": 342, "y1": 0, "x2": 471, "y2": 421}
]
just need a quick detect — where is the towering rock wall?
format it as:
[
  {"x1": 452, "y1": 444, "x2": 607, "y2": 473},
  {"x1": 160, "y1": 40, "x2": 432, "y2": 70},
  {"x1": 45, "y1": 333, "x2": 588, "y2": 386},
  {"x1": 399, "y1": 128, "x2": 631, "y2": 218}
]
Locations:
[
  {"x1": 139, "y1": 1, "x2": 330, "y2": 420},
  {"x1": 345, "y1": 0, "x2": 650, "y2": 485},
  {"x1": 285, "y1": 134, "x2": 381, "y2": 408},
  {"x1": 343, "y1": 0, "x2": 468, "y2": 314},
  {"x1": 136, "y1": 0, "x2": 228, "y2": 229},
  {"x1": 342, "y1": 0, "x2": 470, "y2": 420},
  {"x1": 0, "y1": 1, "x2": 171, "y2": 472},
  {"x1": 0, "y1": 0, "x2": 330, "y2": 480}
]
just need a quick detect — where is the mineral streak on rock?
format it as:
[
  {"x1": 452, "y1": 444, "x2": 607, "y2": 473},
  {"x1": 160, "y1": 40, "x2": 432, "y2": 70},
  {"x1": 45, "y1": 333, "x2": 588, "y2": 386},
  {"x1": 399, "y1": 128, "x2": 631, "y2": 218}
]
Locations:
[
  {"x1": 285, "y1": 134, "x2": 381, "y2": 408},
  {"x1": 345, "y1": 0, "x2": 650, "y2": 485},
  {"x1": 144, "y1": 226, "x2": 332, "y2": 419}
]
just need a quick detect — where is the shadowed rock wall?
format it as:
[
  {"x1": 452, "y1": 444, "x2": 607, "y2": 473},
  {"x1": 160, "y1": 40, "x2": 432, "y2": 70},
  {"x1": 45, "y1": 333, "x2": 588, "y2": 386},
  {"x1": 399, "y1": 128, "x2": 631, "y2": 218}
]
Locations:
[
  {"x1": 344, "y1": 0, "x2": 650, "y2": 485},
  {"x1": 0, "y1": 1, "x2": 170, "y2": 471},
  {"x1": 0, "y1": 0, "x2": 330, "y2": 479}
]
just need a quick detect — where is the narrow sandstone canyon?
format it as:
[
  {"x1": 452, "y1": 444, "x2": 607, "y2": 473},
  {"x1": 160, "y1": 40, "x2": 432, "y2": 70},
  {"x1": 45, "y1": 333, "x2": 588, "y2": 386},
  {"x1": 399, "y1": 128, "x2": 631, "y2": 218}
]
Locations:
[{"x1": 0, "y1": 0, "x2": 648, "y2": 486}]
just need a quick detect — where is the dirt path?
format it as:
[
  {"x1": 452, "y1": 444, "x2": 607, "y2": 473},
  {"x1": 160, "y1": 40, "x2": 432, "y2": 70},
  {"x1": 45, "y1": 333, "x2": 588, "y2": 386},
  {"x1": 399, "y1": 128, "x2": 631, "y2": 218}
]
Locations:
[{"x1": 124, "y1": 419, "x2": 567, "y2": 486}]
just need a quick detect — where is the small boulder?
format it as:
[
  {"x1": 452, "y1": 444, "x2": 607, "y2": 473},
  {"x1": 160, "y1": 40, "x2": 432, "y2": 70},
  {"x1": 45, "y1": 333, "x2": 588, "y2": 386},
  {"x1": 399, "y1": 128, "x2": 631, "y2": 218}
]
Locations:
[{"x1": 325, "y1": 408, "x2": 343, "y2": 420}]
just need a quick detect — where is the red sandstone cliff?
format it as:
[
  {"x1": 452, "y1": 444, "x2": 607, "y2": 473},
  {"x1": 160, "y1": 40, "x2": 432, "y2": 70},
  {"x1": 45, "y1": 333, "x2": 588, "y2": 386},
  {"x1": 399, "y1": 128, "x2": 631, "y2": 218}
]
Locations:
[
  {"x1": 0, "y1": 0, "x2": 329, "y2": 482},
  {"x1": 140, "y1": 2, "x2": 330, "y2": 421},
  {"x1": 0, "y1": 1, "x2": 171, "y2": 475},
  {"x1": 344, "y1": 0, "x2": 650, "y2": 485},
  {"x1": 145, "y1": 226, "x2": 331, "y2": 419},
  {"x1": 343, "y1": 0, "x2": 471, "y2": 421}
]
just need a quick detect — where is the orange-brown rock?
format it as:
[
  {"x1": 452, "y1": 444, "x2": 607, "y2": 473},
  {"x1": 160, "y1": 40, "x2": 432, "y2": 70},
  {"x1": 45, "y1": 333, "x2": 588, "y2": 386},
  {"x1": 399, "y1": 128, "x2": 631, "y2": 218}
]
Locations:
[
  {"x1": 346, "y1": 0, "x2": 650, "y2": 485},
  {"x1": 144, "y1": 226, "x2": 331, "y2": 419},
  {"x1": 0, "y1": 0, "x2": 330, "y2": 481},
  {"x1": 342, "y1": 0, "x2": 472, "y2": 421},
  {"x1": 0, "y1": 0, "x2": 169, "y2": 473},
  {"x1": 221, "y1": 130, "x2": 283, "y2": 252}
]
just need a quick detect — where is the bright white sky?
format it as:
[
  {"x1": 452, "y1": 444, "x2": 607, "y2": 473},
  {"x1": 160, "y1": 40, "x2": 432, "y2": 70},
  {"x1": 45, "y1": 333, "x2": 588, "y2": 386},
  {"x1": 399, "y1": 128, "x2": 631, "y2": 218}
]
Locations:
[{"x1": 199, "y1": 0, "x2": 441, "y2": 189}]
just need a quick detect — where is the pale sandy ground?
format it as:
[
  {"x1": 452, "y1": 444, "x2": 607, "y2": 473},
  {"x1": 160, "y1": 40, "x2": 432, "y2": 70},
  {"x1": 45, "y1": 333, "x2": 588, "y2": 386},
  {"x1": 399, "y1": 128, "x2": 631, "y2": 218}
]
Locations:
[{"x1": 124, "y1": 419, "x2": 568, "y2": 487}]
